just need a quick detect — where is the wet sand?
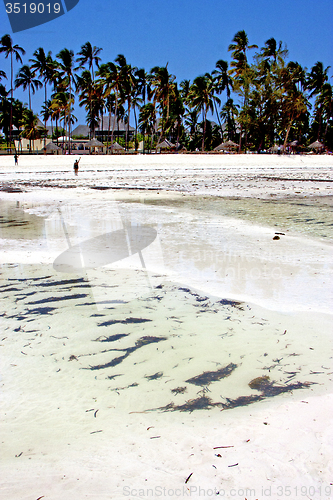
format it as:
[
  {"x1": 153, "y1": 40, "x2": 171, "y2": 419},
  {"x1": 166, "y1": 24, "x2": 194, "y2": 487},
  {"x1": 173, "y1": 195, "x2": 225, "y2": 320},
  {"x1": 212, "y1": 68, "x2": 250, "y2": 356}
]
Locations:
[{"x1": 0, "y1": 154, "x2": 332, "y2": 499}]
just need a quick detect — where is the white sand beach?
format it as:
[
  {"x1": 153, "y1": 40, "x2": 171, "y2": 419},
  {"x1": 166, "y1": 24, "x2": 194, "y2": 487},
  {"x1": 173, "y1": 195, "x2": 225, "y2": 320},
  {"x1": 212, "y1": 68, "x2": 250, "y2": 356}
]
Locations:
[{"x1": 0, "y1": 154, "x2": 332, "y2": 500}]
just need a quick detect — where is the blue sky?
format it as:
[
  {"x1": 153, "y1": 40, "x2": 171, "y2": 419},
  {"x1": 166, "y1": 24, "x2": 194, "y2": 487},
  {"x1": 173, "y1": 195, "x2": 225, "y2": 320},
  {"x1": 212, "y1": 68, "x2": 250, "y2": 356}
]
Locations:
[{"x1": 1, "y1": 0, "x2": 332, "y2": 124}]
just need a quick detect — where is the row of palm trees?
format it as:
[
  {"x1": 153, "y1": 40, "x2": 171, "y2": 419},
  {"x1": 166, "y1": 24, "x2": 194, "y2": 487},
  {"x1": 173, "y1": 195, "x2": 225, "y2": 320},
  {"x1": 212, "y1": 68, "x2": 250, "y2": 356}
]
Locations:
[{"x1": 0, "y1": 31, "x2": 332, "y2": 152}]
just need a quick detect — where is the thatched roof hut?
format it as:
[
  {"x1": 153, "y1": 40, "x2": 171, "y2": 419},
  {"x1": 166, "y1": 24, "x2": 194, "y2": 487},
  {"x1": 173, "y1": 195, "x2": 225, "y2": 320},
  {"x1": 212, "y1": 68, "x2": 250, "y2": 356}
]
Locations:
[
  {"x1": 44, "y1": 142, "x2": 62, "y2": 154},
  {"x1": 156, "y1": 139, "x2": 175, "y2": 151},
  {"x1": 108, "y1": 141, "x2": 125, "y2": 151},
  {"x1": 86, "y1": 138, "x2": 104, "y2": 147},
  {"x1": 308, "y1": 140, "x2": 324, "y2": 150},
  {"x1": 45, "y1": 142, "x2": 61, "y2": 151},
  {"x1": 214, "y1": 140, "x2": 238, "y2": 151}
]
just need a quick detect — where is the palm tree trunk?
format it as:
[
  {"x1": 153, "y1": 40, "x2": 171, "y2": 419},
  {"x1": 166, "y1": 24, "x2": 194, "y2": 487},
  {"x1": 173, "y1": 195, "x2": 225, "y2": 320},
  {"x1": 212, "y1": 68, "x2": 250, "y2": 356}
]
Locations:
[
  {"x1": 126, "y1": 98, "x2": 131, "y2": 151},
  {"x1": 214, "y1": 100, "x2": 223, "y2": 141},
  {"x1": 9, "y1": 51, "x2": 13, "y2": 149},
  {"x1": 68, "y1": 76, "x2": 71, "y2": 154},
  {"x1": 44, "y1": 82, "x2": 47, "y2": 147},
  {"x1": 111, "y1": 90, "x2": 118, "y2": 154},
  {"x1": 283, "y1": 121, "x2": 292, "y2": 152},
  {"x1": 201, "y1": 107, "x2": 207, "y2": 152},
  {"x1": 238, "y1": 124, "x2": 242, "y2": 153},
  {"x1": 134, "y1": 106, "x2": 138, "y2": 151},
  {"x1": 107, "y1": 105, "x2": 111, "y2": 153}
]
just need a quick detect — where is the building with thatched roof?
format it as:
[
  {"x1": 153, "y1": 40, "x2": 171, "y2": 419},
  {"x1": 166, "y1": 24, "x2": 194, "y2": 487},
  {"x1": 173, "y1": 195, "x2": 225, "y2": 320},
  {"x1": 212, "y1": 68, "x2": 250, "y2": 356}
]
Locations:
[
  {"x1": 308, "y1": 140, "x2": 325, "y2": 152},
  {"x1": 156, "y1": 139, "x2": 176, "y2": 152},
  {"x1": 44, "y1": 142, "x2": 61, "y2": 154},
  {"x1": 108, "y1": 141, "x2": 125, "y2": 151},
  {"x1": 214, "y1": 140, "x2": 238, "y2": 151}
]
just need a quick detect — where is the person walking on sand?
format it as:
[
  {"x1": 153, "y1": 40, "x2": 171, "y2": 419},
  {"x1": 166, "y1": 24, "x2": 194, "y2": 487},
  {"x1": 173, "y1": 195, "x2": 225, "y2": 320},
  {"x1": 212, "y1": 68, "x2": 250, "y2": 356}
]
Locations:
[
  {"x1": 14, "y1": 153, "x2": 18, "y2": 166},
  {"x1": 73, "y1": 158, "x2": 80, "y2": 175}
]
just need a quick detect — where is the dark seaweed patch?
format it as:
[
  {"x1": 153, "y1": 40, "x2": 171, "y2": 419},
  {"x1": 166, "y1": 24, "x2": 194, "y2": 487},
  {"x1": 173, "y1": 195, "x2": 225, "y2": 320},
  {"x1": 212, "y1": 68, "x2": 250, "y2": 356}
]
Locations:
[
  {"x1": 97, "y1": 317, "x2": 152, "y2": 327},
  {"x1": 89, "y1": 336, "x2": 167, "y2": 370},
  {"x1": 27, "y1": 294, "x2": 88, "y2": 304},
  {"x1": 261, "y1": 381, "x2": 312, "y2": 397},
  {"x1": 8, "y1": 276, "x2": 52, "y2": 282},
  {"x1": 35, "y1": 278, "x2": 88, "y2": 287},
  {"x1": 217, "y1": 299, "x2": 243, "y2": 308},
  {"x1": 157, "y1": 379, "x2": 312, "y2": 413},
  {"x1": 159, "y1": 396, "x2": 215, "y2": 412},
  {"x1": 15, "y1": 291, "x2": 37, "y2": 301},
  {"x1": 95, "y1": 334, "x2": 128, "y2": 342},
  {"x1": 27, "y1": 307, "x2": 57, "y2": 315},
  {"x1": 178, "y1": 287, "x2": 208, "y2": 302},
  {"x1": 90, "y1": 353, "x2": 128, "y2": 370},
  {"x1": 221, "y1": 395, "x2": 262, "y2": 409},
  {"x1": 221, "y1": 381, "x2": 312, "y2": 409},
  {"x1": 171, "y1": 386, "x2": 187, "y2": 395},
  {"x1": 145, "y1": 372, "x2": 163, "y2": 381},
  {"x1": 186, "y1": 363, "x2": 237, "y2": 386},
  {"x1": 107, "y1": 374, "x2": 122, "y2": 380}
]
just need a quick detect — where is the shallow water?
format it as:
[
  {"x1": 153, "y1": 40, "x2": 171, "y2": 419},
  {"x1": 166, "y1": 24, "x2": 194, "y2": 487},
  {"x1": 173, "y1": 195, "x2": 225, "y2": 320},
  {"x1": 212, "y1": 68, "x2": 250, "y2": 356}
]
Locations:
[
  {"x1": 139, "y1": 194, "x2": 333, "y2": 241},
  {"x1": 1, "y1": 195, "x2": 332, "y2": 412}
]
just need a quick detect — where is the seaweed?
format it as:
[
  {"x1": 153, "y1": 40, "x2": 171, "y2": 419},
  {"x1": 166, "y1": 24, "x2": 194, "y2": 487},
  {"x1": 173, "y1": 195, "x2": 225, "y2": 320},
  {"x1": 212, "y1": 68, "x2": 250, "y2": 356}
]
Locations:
[
  {"x1": 97, "y1": 317, "x2": 152, "y2": 327},
  {"x1": 145, "y1": 372, "x2": 163, "y2": 381},
  {"x1": 171, "y1": 386, "x2": 187, "y2": 395},
  {"x1": 27, "y1": 307, "x2": 57, "y2": 315},
  {"x1": 186, "y1": 363, "x2": 238, "y2": 386},
  {"x1": 217, "y1": 299, "x2": 243, "y2": 308},
  {"x1": 27, "y1": 294, "x2": 88, "y2": 304},
  {"x1": 88, "y1": 336, "x2": 167, "y2": 370},
  {"x1": 35, "y1": 278, "x2": 88, "y2": 287},
  {"x1": 159, "y1": 396, "x2": 215, "y2": 412},
  {"x1": 95, "y1": 334, "x2": 128, "y2": 343}
]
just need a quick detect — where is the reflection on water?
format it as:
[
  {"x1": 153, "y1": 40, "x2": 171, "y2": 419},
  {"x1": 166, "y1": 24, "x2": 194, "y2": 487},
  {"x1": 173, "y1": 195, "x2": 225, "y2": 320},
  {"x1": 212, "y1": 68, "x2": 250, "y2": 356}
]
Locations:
[
  {"x1": 0, "y1": 200, "x2": 46, "y2": 239},
  {"x1": 140, "y1": 195, "x2": 333, "y2": 241}
]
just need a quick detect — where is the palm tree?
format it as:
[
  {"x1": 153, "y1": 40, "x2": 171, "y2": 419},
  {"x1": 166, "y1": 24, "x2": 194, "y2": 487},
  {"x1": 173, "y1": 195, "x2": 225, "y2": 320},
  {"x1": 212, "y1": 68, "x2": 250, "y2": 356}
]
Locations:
[
  {"x1": 76, "y1": 42, "x2": 102, "y2": 81},
  {"x1": 316, "y1": 82, "x2": 332, "y2": 141},
  {"x1": 15, "y1": 65, "x2": 42, "y2": 110},
  {"x1": 20, "y1": 108, "x2": 45, "y2": 151},
  {"x1": 188, "y1": 74, "x2": 216, "y2": 151},
  {"x1": 97, "y1": 61, "x2": 122, "y2": 153},
  {"x1": 228, "y1": 30, "x2": 257, "y2": 151},
  {"x1": 29, "y1": 48, "x2": 56, "y2": 140},
  {"x1": 115, "y1": 54, "x2": 135, "y2": 150},
  {"x1": 212, "y1": 60, "x2": 233, "y2": 138},
  {"x1": 149, "y1": 65, "x2": 176, "y2": 141},
  {"x1": 281, "y1": 62, "x2": 309, "y2": 149},
  {"x1": 220, "y1": 98, "x2": 239, "y2": 141},
  {"x1": 307, "y1": 62, "x2": 330, "y2": 140},
  {"x1": 50, "y1": 91, "x2": 73, "y2": 146},
  {"x1": 77, "y1": 70, "x2": 104, "y2": 138},
  {"x1": 139, "y1": 103, "x2": 156, "y2": 152},
  {"x1": 0, "y1": 34, "x2": 25, "y2": 147},
  {"x1": 56, "y1": 48, "x2": 78, "y2": 152},
  {"x1": 41, "y1": 99, "x2": 53, "y2": 138}
]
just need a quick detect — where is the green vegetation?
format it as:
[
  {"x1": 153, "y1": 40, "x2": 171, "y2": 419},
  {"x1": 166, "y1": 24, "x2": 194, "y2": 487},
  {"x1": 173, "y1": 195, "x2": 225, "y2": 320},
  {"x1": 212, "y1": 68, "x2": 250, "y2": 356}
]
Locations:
[{"x1": 0, "y1": 31, "x2": 332, "y2": 152}]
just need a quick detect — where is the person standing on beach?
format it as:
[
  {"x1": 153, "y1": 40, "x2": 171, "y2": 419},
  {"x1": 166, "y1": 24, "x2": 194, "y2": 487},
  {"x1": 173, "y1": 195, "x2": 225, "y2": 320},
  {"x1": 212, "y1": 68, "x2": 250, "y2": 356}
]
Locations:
[
  {"x1": 73, "y1": 158, "x2": 80, "y2": 175},
  {"x1": 14, "y1": 153, "x2": 18, "y2": 165}
]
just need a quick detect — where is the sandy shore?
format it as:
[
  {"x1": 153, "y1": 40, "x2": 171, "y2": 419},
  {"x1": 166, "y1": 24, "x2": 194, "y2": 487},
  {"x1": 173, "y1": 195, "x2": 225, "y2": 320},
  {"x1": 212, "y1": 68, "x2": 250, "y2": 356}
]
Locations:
[
  {"x1": 1, "y1": 155, "x2": 332, "y2": 499},
  {"x1": 0, "y1": 153, "x2": 332, "y2": 198}
]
